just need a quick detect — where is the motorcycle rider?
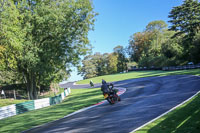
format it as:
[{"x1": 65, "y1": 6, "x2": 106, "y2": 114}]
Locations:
[
  {"x1": 101, "y1": 79, "x2": 121, "y2": 103},
  {"x1": 101, "y1": 79, "x2": 109, "y2": 94}
]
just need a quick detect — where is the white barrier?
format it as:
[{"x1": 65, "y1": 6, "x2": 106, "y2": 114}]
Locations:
[
  {"x1": 0, "y1": 104, "x2": 16, "y2": 119},
  {"x1": 34, "y1": 98, "x2": 50, "y2": 110},
  {"x1": 0, "y1": 88, "x2": 71, "y2": 120},
  {"x1": 67, "y1": 88, "x2": 71, "y2": 93},
  {"x1": 65, "y1": 89, "x2": 69, "y2": 96},
  {"x1": 61, "y1": 92, "x2": 65, "y2": 100}
]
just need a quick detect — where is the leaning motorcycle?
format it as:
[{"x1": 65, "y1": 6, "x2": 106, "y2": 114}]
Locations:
[{"x1": 103, "y1": 84, "x2": 121, "y2": 104}]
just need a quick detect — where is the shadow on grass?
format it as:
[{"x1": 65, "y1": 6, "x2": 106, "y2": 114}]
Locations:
[
  {"x1": 139, "y1": 69, "x2": 200, "y2": 78},
  {"x1": 138, "y1": 94, "x2": 200, "y2": 133},
  {"x1": 0, "y1": 88, "x2": 104, "y2": 133}
]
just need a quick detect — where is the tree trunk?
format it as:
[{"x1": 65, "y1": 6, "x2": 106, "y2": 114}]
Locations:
[
  {"x1": 22, "y1": 72, "x2": 30, "y2": 100},
  {"x1": 13, "y1": 89, "x2": 16, "y2": 99},
  {"x1": 33, "y1": 75, "x2": 38, "y2": 99},
  {"x1": 24, "y1": 71, "x2": 38, "y2": 100},
  {"x1": 26, "y1": 71, "x2": 34, "y2": 100}
]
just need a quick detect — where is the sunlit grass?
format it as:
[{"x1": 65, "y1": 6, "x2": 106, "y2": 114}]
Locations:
[
  {"x1": 0, "y1": 88, "x2": 104, "y2": 133},
  {"x1": 1, "y1": 69, "x2": 199, "y2": 132},
  {"x1": 0, "y1": 99, "x2": 28, "y2": 107},
  {"x1": 76, "y1": 69, "x2": 200, "y2": 84},
  {"x1": 135, "y1": 93, "x2": 200, "y2": 133},
  {"x1": 0, "y1": 88, "x2": 65, "y2": 107}
]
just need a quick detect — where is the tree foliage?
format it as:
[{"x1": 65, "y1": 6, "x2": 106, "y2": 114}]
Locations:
[
  {"x1": 79, "y1": 52, "x2": 122, "y2": 79},
  {"x1": 80, "y1": 54, "x2": 98, "y2": 79},
  {"x1": 169, "y1": 0, "x2": 200, "y2": 38},
  {"x1": 169, "y1": 0, "x2": 200, "y2": 63},
  {"x1": 113, "y1": 45, "x2": 128, "y2": 72},
  {"x1": 128, "y1": 20, "x2": 185, "y2": 67},
  {"x1": 0, "y1": 0, "x2": 96, "y2": 99},
  {"x1": 107, "y1": 53, "x2": 118, "y2": 74}
]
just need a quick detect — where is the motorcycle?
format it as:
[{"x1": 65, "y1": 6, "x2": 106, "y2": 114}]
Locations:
[{"x1": 103, "y1": 84, "x2": 121, "y2": 105}]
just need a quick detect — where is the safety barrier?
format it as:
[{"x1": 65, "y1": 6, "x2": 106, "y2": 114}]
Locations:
[
  {"x1": 0, "y1": 88, "x2": 71, "y2": 120},
  {"x1": 0, "y1": 104, "x2": 16, "y2": 120},
  {"x1": 16, "y1": 101, "x2": 35, "y2": 115},
  {"x1": 34, "y1": 98, "x2": 50, "y2": 110},
  {"x1": 128, "y1": 64, "x2": 200, "y2": 71},
  {"x1": 162, "y1": 64, "x2": 200, "y2": 71}
]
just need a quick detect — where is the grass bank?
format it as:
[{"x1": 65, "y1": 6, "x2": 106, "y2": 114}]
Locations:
[
  {"x1": 76, "y1": 69, "x2": 200, "y2": 84},
  {"x1": 0, "y1": 87, "x2": 64, "y2": 107},
  {"x1": 0, "y1": 99, "x2": 28, "y2": 107},
  {"x1": 0, "y1": 88, "x2": 103, "y2": 133},
  {"x1": 135, "y1": 93, "x2": 200, "y2": 133},
  {"x1": 1, "y1": 70, "x2": 199, "y2": 132}
]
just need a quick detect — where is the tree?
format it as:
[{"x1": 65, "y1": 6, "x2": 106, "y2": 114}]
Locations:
[
  {"x1": 0, "y1": 0, "x2": 25, "y2": 87},
  {"x1": 80, "y1": 52, "x2": 110, "y2": 79},
  {"x1": 191, "y1": 32, "x2": 200, "y2": 62},
  {"x1": 107, "y1": 53, "x2": 118, "y2": 74},
  {"x1": 80, "y1": 55, "x2": 98, "y2": 79},
  {"x1": 169, "y1": 0, "x2": 200, "y2": 63},
  {"x1": 0, "y1": 0, "x2": 96, "y2": 99},
  {"x1": 113, "y1": 45, "x2": 128, "y2": 72},
  {"x1": 145, "y1": 20, "x2": 168, "y2": 33},
  {"x1": 93, "y1": 52, "x2": 108, "y2": 76},
  {"x1": 79, "y1": 52, "x2": 119, "y2": 79},
  {"x1": 128, "y1": 31, "x2": 154, "y2": 62},
  {"x1": 169, "y1": 0, "x2": 200, "y2": 38},
  {"x1": 128, "y1": 20, "x2": 184, "y2": 67},
  {"x1": 161, "y1": 32, "x2": 184, "y2": 59}
]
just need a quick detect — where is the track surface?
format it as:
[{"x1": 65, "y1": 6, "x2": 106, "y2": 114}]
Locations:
[{"x1": 26, "y1": 75, "x2": 200, "y2": 133}]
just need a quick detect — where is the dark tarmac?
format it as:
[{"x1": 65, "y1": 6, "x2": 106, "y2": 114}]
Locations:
[{"x1": 25, "y1": 75, "x2": 200, "y2": 133}]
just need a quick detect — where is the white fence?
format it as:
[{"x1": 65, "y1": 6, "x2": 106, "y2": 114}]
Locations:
[
  {"x1": 0, "y1": 88, "x2": 71, "y2": 120},
  {"x1": 0, "y1": 104, "x2": 16, "y2": 120}
]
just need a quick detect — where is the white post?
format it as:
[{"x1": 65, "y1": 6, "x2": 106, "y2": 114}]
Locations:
[{"x1": 1, "y1": 90, "x2": 6, "y2": 99}]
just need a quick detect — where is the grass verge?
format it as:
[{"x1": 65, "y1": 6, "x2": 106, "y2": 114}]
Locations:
[
  {"x1": 0, "y1": 88, "x2": 64, "y2": 107},
  {"x1": 76, "y1": 69, "x2": 200, "y2": 84},
  {"x1": 1, "y1": 70, "x2": 199, "y2": 132},
  {"x1": 135, "y1": 93, "x2": 200, "y2": 133},
  {"x1": 0, "y1": 99, "x2": 28, "y2": 107},
  {"x1": 0, "y1": 88, "x2": 103, "y2": 133}
]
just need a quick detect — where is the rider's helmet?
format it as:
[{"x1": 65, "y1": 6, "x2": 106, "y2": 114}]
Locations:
[{"x1": 102, "y1": 79, "x2": 107, "y2": 85}]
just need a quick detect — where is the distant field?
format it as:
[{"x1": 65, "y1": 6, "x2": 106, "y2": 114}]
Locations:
[
  {"x1": 76, "y1": 69, "x2": 200, "y2": 84},
  {"x1": 0, "y1": 99, "x2": 28, "y2": 107}
]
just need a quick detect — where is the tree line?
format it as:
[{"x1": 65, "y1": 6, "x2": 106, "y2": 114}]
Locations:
[
  {"x1": 80, "y1": 0, "x2": 200, "y2": 79},
  {"x1": 0, "y1": 0, "x2": 96, "y2": 99},
  {"x1": 78, "y1": 45, "x2": 128, "y2": 79},
  {"x1": 0, "y1": 0, "x2": 200, "y2": 98}
]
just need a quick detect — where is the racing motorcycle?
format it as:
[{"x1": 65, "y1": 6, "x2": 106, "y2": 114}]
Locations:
[{"x1": 103, "y1": 83, "x2": 121, "y2": 105}]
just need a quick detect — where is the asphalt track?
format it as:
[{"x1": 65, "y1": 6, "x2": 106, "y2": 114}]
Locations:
[{"x1": 25, "y1": 75, "x2": 200, "y2": 133}]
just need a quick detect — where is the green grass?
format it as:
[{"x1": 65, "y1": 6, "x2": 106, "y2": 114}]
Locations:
[
  {"x1": 76, "y1": 69, "x2": 200, "y2": 84},
  {"x1": 0, "y1": 99, "x2": 28, "y2": 107},
  {"x1": 0, "y1": 88, "x2": 103, "y2": 133},
  {"x1": 135, "y1": 93, "x2": 200, "y2": 133},
  {"x1": 1, "y1": 69, "x2": 199, "y2": 132},
  {"x1": 0, "y1": 88, "x2": 65, "y2": 107}
]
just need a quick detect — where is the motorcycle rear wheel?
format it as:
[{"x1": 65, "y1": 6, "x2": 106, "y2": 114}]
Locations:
[
  {"x1": 107, "y1": 98, "x2": 115, "y2": 105},
  {"x1": 118, "y1": 96, "x2": 121, "y2": 101}
]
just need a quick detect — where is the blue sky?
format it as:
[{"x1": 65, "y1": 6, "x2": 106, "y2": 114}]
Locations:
[
  {"x1": 89, "y1": 0, "x2": 183, "y2": 54},
  {"x1": 66, "y1": 0, "x2": 183, "y2": 82}
]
